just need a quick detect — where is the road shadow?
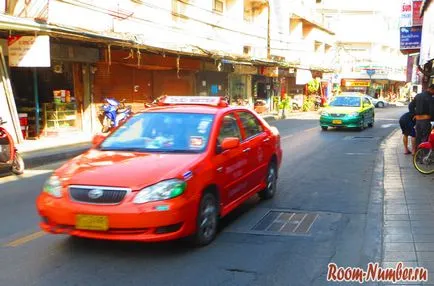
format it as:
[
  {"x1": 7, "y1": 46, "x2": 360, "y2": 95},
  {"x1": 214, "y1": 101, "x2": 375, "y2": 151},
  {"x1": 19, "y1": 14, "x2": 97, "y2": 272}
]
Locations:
[{"x1": 60, "y1": 196, "x2": 264, "y2": 257}]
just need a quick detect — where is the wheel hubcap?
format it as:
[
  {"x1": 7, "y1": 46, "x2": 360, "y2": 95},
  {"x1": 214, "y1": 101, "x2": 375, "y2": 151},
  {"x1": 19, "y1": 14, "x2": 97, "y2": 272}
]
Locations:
[
  {"x1": 200, "y1": 198, "x2": 217, "y2": 239},
  {"x1": 267, "y1": 167, "x2": 276, "y2": 194}
]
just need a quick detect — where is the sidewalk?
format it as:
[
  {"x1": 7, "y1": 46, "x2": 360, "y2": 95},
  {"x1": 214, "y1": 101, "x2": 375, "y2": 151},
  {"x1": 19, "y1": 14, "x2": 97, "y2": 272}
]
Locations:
[
  {"x1": 261, "y1": 110, "x2": 321, "y2": 123},
  {"x1": 382, "y1": 129, "x2": 434, "y2": 285},
  {"x1": 19, "y1": 134, "x2": 92, "y2": 169}
]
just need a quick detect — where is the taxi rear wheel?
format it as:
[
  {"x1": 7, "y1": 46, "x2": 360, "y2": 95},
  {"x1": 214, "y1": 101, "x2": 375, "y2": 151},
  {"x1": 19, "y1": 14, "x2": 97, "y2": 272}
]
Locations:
[
  {"x1": 259, "y1": 162, "x2": 278, "y2": 200},
  {"x1": 192, "y1": 191, "x2": 219, "y2": 246}
]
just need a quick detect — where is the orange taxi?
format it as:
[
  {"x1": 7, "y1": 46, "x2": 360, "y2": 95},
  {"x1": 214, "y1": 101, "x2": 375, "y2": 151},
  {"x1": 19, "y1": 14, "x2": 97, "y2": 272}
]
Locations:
[{"x1": 36, "y1": 96, "x2": 282, "y2": 246}]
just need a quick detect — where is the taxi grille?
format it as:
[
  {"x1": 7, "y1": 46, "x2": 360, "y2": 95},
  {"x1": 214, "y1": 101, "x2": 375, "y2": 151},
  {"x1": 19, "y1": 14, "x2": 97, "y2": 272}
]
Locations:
[
  {"x1": 69, "y1": 186, "x2": 129, "y2": 204},
  {"x1": 330, "y1": 113, "x2": 345, "y2": 117}
]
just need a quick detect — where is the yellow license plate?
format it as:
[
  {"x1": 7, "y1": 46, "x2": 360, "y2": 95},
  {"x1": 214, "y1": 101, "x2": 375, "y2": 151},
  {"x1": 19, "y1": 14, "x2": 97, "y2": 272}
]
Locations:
[
  {"x1": 332, "y1": 120, "x2": 342, "y2": 124},
  {"x1": 76, "y1": 214, "x2": 109, "y2": 231}
]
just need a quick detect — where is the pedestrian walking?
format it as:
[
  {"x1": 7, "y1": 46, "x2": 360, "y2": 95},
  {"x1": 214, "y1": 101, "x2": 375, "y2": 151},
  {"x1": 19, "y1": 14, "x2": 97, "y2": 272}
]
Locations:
[
  {"x1": 399, "y1": 101, "x2": 416, "y2": 155},
  {"x1": 412, "y1": 84, "x2": 434, "y2": 147}
]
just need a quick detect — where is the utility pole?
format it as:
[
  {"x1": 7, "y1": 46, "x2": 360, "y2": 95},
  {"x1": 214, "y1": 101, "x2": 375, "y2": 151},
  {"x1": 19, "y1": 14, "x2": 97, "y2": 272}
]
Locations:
[{"x1": 267, "y1": 0, "x2": 271, "y2": 59}]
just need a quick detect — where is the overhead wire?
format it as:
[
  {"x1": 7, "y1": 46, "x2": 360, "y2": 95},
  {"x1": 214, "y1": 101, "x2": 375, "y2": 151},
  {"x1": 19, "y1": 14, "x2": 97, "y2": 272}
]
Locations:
[{"x1": 59, "y1": 0, "x2": 333, "y2": 52}]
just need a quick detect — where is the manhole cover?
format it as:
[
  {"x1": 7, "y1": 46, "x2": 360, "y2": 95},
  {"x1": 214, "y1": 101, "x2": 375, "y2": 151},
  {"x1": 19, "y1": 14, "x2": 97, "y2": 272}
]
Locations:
[{"x1": 252, "y1": 211, "x2": 318, "y2": 234}]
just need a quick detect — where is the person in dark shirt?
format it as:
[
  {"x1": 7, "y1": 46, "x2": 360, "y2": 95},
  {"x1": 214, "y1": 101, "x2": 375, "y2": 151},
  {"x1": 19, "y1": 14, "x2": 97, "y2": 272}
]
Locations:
[
  {"x1": 399, "y1": 101, "x2": 416, "y2": 154},
  {"x1": 412, "y1": 84, "x2": 434, "y2": 147}
]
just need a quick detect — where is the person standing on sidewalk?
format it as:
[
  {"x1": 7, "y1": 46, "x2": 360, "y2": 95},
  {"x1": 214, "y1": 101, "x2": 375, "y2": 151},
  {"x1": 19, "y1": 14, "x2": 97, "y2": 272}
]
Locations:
[
  {"x1": 399, "y1": 101, "x2": 416, "y2": 154},
  {"x1": 413, "y1": 84, "x2": 434, "y2": 147}
]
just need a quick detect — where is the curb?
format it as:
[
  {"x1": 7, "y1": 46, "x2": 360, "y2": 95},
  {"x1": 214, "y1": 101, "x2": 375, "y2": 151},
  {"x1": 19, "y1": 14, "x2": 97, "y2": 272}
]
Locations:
[
  {"x1": 22, "y1": 142, "x2": 91, "y2": 169},
  {"x1": 261, "y1": 115, "x2": 279, "y2": 123},
  {"x1": 360, "y1": 129, "x2": 399, "y2": 274}
]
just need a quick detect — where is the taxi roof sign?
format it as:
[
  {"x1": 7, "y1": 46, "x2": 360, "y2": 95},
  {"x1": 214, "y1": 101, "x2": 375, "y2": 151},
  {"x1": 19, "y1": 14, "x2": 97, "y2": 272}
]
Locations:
[{"x1": 162, "y1": 96, "x2": 228, "y2": 107}]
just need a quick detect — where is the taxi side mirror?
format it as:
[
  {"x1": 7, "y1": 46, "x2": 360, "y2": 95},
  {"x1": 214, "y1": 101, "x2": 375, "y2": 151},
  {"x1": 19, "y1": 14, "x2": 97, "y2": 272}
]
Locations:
[
  {"x1": 92, "y1": 134, "x2": 106, "y2": 147},
  {"x1": 221, "y1": 137, "x2": 240, "y2": 151}
]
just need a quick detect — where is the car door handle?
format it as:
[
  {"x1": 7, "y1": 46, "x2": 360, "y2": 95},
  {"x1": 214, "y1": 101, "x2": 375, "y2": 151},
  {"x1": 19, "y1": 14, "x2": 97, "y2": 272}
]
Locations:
[
  {"x1": 243, "y1": 148, "x2": 251, "y2": 153},
  {"x1": 263, "y1": 138, "x2": 270, "y2": 142}
]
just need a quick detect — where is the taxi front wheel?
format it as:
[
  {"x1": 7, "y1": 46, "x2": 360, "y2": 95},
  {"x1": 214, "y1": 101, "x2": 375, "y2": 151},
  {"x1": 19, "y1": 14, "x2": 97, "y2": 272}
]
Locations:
[
  {"x1": 192, "y1": 191, "x2": 219, "y2": 246},
  {"x1": 259, "y1": 162, "x2": 278, "y2": 200}
]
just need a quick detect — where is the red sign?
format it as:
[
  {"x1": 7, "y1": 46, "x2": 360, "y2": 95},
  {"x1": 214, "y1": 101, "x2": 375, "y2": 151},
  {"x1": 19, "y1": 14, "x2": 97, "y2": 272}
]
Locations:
[
  {"x1": 402, "y1": 4, "x2": 412, "y2": 12},
  {"x1": 412, "y1": 0, "x2": 423, "y2": 26}
]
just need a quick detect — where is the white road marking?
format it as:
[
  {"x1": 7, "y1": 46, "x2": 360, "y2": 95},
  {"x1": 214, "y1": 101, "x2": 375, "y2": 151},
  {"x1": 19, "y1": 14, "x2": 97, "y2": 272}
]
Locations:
[
  {"x1": 281, "y1": 127, "x2": 318, "y2": 141},
  {"x1": 381, "y1": 124, "x2": 398, "y2": 128}
]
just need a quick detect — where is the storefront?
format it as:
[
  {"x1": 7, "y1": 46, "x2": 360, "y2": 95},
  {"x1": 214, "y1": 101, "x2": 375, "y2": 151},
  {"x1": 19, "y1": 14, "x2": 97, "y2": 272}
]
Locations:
[
  {"x1": 195, "y1": 61, "x2": 230, "y2": 98},
  {"x1": 6, "y1": 37, "x2": 99, "y2": 138},
  {"x1": 94, "y1": 50, "x2": 200, "y2": 111},
  {"x1": 254, "y1": 66, "x2": 279, "y2": 112},
  {"x1": 341, "y1": 79, "x2": 371, "y2": 93},
  {"x1": 228, "y1": 64, "x2": 257, "y2": 107}
]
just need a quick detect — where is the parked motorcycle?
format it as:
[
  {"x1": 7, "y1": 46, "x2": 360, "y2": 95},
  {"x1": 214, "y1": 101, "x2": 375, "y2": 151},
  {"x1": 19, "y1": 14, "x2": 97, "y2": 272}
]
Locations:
[
  {"x1": 0, "y1": 117, "x2": 24, "y2": 175},
  {"x1": 413, "y1": 125, "x2": 434, "y2": 175},
  {"x1": 99, "y1": 98, "x2": 132, "y2": 133}
]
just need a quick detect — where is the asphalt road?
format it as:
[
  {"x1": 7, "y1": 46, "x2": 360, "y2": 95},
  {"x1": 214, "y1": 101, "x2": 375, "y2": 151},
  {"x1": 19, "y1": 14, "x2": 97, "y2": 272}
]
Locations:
[{"x1": 0, "y1": 106, "x2": 406, "y2": 286}]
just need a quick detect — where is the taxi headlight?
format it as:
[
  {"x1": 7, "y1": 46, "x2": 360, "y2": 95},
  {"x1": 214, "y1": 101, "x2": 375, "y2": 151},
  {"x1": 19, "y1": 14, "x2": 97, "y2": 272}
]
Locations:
[
  {"x1": 321, "y1": 111, "x2": 329, "y2": 116},
  {"x1": 133, "y1": 179, "x2": 186, "y2": 204},
  {"x1": 43, "y1": 175, "x2": 62, "y2": 198},
  {"x1": 349, "y1": 112, "x2": 360, "y2": 117}
]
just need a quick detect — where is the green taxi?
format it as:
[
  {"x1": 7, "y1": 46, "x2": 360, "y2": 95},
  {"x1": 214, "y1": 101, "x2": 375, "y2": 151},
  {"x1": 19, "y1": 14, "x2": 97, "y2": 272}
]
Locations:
[{"x1": 320, "y1": 95, "x2": 375, "y2": 131}]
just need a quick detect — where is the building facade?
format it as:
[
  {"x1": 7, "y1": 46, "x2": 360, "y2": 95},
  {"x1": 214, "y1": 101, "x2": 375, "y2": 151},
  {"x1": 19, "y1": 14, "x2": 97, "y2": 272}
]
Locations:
[
  {"x1": 0, "y1": 0, "x2": 337, "y2": 141},
  {"x1": 319, "y1": 0, "x2": 407, "y2": 99}
]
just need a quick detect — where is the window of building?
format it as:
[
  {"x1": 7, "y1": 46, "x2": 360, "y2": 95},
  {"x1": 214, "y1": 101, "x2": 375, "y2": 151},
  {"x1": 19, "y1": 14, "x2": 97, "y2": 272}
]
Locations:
[
  {"x1": 214, "y1": 0, "x2": 224, "y2": 13},
  {"x1": 243, "y1": 46, "x2": 251, "y2": 56}
]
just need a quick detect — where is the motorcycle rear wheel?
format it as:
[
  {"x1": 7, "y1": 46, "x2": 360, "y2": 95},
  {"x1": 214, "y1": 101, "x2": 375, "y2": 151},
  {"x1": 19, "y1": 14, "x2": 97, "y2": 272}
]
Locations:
[
  {"x1": 413, "y1": 148, "x2": 434, "y2": 175},
  {"x1": 11, "y1": 152, "x2": 24, "y2": 175}
]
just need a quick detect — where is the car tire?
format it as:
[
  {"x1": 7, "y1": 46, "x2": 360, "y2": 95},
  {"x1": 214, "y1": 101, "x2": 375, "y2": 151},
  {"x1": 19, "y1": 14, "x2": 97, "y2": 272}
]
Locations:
[
  {"x1": 377, "y1": 102, "x2": 384, "y2": 108},
  {"x1": 192, "y1": 191, "x2": 219, "y2": 247},
  {"x1": 11, "y1": 152, "x2": 24, "y2": 175},
  {"x1": 368, "y1": 117, "x2": 374, "y2": 128},
  {"x1": 321, "y1": 126, "x2": 328, "y2": 131},
  {"x1": 359, "y1": 119, "x2": 365, "y2": 131},
  {"x1": 259, "y1": 161, "x2": 278, "y2": 200}
]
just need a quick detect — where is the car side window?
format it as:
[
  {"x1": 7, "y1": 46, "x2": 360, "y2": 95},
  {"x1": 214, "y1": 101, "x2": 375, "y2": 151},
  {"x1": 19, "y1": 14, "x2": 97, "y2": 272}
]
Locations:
[
  {"x1": 217, "y1": 114, "x2": 241, "y2": 146},
  {"x1": 237, "y1": 111, "x2": 263, "y2": 139},
  {"x1": 363, "y1": 98, "x2": 371, "y2": 106}
]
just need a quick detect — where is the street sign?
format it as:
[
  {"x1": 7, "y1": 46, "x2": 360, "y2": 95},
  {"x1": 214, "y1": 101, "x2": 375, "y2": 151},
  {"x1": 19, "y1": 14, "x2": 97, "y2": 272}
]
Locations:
[
  {"x1": 7, "y1": 35, "x2": 50, "y2": 67},
  {"x1": 400, "y1": 26, "x2": 422, "y2": 50},
  {"x1": 366, "y1": 69, "x2": 376, "y2": 77}
]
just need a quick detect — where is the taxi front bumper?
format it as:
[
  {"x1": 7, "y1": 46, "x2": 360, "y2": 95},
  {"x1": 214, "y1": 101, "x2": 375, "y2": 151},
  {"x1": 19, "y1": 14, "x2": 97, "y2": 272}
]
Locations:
[
  {"x1": 36, "y1": 192, "x2": 198, "y2": 242},
  {"x1": 320, "y1": 115, "x2": 362, "y2": 128}
]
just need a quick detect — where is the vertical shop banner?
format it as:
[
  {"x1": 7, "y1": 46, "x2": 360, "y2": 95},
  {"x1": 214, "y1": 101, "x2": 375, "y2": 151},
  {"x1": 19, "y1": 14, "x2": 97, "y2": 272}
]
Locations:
[
  {"x1": 400, "y1": 26, "x2": 422, "y2": 50},
  {"x1": 406, "y1": 55, "x2": 415, "y2": 82},
  {"x1": 412, "y1": 0, "x2": 423, "y2": 26},
  {"x1": 7, "y1": 36, "x2": 50, "y2": 67},
  {"x1": 400, "y1": 0, "x2": 413, "y2": 27},
  {"x1": 419, "y1": 2, "x2": 434, "y2": 65}
]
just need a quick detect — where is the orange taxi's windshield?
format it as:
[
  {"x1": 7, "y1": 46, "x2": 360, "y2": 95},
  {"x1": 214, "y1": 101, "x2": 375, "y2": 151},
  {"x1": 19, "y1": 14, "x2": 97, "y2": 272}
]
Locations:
[{"x1": 99, "y1": 112, "x2": 215, "y2": 153}]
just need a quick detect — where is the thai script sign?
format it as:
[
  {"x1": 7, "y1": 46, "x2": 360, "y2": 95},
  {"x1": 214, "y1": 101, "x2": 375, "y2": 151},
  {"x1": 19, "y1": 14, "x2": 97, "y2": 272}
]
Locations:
[
  {"x1": 8, "y1": 36, "x2": 50, "y2": 67},
  {"x1": 400, "y1": 26, "x2": 422, "y2": 50}
]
